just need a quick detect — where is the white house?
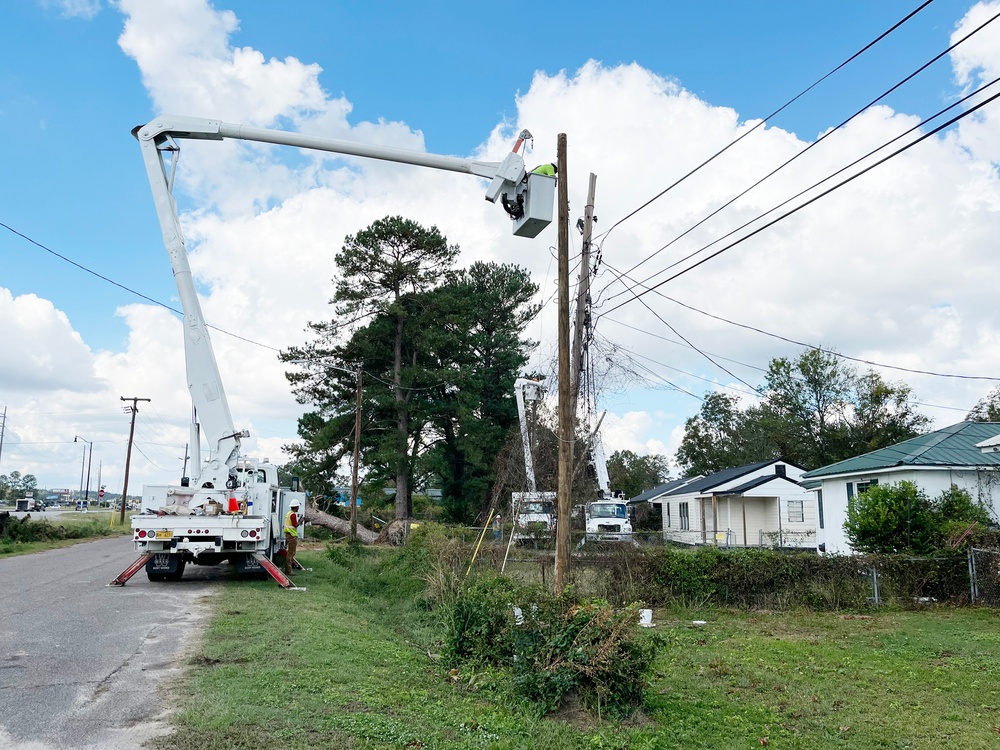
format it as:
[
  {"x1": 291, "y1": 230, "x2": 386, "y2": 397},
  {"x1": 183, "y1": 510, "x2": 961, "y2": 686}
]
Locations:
[
  {"x1": 801, "y1": 421, "x2": 1000, "y2": 555},
  {"x1": 637, "y1": 460, "x2": 817, "y2": 549}
]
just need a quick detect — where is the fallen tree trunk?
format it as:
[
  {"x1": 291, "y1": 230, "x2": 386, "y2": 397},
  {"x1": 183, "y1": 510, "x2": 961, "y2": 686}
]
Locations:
[{"x1": 304, "y1": 506, "x2": 378, "y2": 544}]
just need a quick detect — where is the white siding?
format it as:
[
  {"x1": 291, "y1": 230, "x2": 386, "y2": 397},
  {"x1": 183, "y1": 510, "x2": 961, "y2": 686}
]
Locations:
[{"x1": 817, "y1": 466, "x2": 1000, "y2": 555}]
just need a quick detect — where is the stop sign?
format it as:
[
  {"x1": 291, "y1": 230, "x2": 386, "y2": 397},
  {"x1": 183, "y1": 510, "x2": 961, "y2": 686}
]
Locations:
[{"x1": 98, "y1": 489, "x2": 106, "y2": 499}]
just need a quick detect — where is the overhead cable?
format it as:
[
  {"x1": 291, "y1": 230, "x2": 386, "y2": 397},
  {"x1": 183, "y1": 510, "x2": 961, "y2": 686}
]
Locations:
[
  {"x1": 601, "y1": 6, "x2": 1000, "y2": 300},
  {"x1": 596, "y1": 85, "x2": 1000, "y2": 318},
  {"x1": 595, "y1": 0, "x2": 936, "y2": 247},
  {"x1": 600, "y1": 71, "x2": 1000, "y2": 305}
]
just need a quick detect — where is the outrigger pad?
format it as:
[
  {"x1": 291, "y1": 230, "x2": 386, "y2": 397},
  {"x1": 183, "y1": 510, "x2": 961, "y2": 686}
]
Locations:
[
  {"x1": 109, "y1": 553, "x2": 153, "y2": 586},
  {"x1": 252, "y1": 553, "x2": 297, "y2": 589}
]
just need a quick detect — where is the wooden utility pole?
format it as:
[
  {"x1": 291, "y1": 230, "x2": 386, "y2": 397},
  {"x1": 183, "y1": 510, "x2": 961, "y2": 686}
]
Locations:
[
  {"x1": 350, "y1": 368, "x2": 362, "y2": 542},
  {"x1": 120, "y1": 396, "x2": 150, "y2": 524},
  {"x1": 554, "y1": 133, "x2": 572, "y2": 594},
  {"x1": 570, "y1": 173, "x2": 598, "y2": 417}
]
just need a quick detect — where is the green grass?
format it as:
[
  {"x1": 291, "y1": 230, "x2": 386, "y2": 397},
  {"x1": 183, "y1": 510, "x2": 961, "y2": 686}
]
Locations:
[{"x1": 154, "y1": 547, "x2": 1000, "y2": 749}]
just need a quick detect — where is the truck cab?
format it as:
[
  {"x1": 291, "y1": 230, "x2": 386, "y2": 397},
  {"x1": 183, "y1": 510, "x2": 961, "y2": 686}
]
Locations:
[
  {"x1": 512, "y1": 491, "x2": 556, "y2": 543},
  {"x1": 585, "y1": 498, "x2": 632, "y2": 543}
]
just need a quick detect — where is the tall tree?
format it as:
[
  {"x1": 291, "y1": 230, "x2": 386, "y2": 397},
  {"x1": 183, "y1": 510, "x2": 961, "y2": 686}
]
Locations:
[
  {"x1": 606, "y1": 450, "x2": 672, "y2": 499},
  {"x1": 331, "y1": 216, "x2": 458, "y2": 520},
  {"x1": 417, "y1": 262, "x2": 541, "y2": 522},
  {"x1": 283, "y1": 221, "x2": 540, "y2": 524},
  {"x1": 763, "y1": 349, "x2": 852, "y2": 468},
  {"x1": 675, "y1": 349, "x2": 930, "y2": 473},
  {"x1": 675, "y1": 393, "x2": 777, "y2": 475}
]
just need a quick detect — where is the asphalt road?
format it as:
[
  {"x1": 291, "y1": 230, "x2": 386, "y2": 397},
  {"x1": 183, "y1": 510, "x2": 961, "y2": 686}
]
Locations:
[{"x1": 0, "y1": 536, "x2": 223, "y2": 749}]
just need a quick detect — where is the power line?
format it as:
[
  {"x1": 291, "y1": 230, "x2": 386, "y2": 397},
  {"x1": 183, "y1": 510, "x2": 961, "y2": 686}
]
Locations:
[
  {"x1": 597, "y1": 85, "x2": 1000, "y2": 318},
  {"x1": 595, "y1": 0, "x2": 936, "y2": 246},
  {"x1": 600, "y1": 69, "x2": 1000, "y2": 307},
  {"x1": 0, "y1": 221, "x2": 281, "y2": 352},
  {"x1": 603, "y1": 5, "x2": 998, "y2": 289}
]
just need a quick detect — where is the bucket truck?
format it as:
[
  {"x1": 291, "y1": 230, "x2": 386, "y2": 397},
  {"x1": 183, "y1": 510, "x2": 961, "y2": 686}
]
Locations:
[
  {"x1": 511, "y1": 378, "x2": 556, "y2": 543},
  {"x1": 583, "y1": 421, "x2": 633, "y2": 543},
  {"x1": 111, "y1": 116, "x2": 555, "y2": 588}
]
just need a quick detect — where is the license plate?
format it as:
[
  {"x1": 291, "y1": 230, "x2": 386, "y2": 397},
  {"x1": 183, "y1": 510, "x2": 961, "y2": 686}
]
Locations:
[{"x1": 153, "y1": 530, "x2": 174, "y2": 540}]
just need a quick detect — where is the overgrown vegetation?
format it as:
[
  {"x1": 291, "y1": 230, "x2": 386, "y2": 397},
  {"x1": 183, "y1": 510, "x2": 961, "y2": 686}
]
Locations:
[
  {"x1": 444, "y1": 575, "x2": 661, "y2": 717},
  {"x1": 845, "y1": 481, "x2": 994, "y2": 554},
  {"x1": 0, "y1": 513, "x2": 127, "y2": 555},
  {"x1": 553, "y1": 543, "x2": 972, "y2": 610}
]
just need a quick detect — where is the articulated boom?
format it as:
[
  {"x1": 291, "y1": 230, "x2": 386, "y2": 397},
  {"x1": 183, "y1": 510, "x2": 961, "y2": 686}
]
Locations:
[{"x1": 120, "y1": 115, "x2": 553, "y2": 585}]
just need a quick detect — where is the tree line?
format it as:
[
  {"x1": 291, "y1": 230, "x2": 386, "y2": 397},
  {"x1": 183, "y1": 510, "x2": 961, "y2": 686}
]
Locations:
[{"x1": 281, "y1": 215, "x2": 1000, "y2": 522}]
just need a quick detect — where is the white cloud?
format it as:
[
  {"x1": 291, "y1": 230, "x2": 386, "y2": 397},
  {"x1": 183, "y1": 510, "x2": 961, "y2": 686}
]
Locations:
[
  {"x1": 0, "y1": 290, "x2": 101, "y2": 392},
  {"x1": 42, "y1": 0, "x2": 101, "y2": 20}
]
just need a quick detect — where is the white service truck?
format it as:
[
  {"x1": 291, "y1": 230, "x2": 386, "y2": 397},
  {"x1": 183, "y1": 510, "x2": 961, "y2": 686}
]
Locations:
[
  {"x1": 511, "y1": 379, "x2": 556, "y2": 542},
  {"x1": 584, "y1": 498, "x2": 633, "y2": 543},
  {"x1": 111, "y1": 115, "x2": 553, "y2": 587},
  {"x1": 131, "y1": 459, "x2": 305, "y2": 582},
  {"x1": 582, "y1": 418, "x2": 634, "y2": 543}
]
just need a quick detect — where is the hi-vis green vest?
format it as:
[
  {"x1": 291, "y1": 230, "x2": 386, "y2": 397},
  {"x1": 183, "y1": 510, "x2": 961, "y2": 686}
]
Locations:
[
  {"x1": 531, "y1": 163, "x2": 556, "y2": 177},
  {"x1": 284, "y1": 510, "x2": 299, "y2": 536}
]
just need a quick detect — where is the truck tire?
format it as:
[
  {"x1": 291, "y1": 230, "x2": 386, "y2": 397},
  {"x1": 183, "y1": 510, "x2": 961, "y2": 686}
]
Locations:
[{"x1": 165, "y1": 559, "x2": 186, "y2": 581}]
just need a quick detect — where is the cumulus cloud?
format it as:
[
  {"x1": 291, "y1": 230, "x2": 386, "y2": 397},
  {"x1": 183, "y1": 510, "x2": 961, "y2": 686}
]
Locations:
[
  {"x1": 8, "y1": 0, "x2": 1000, "y2": 493},
  {"x1": 0, "y1": 290, "x2": 101, "y2": 392}
]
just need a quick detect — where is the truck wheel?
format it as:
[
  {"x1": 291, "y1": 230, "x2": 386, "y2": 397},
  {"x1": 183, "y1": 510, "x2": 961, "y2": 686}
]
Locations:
[{"x1": 165, "y1": 559, "x2": 187, "y2": 581}]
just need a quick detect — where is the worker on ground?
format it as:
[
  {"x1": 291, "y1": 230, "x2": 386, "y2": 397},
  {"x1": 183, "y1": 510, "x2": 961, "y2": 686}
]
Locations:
[
  {"x1": 531, "y1": 162, "x2": 557, "y2": 177},
  {"x1": 493, "y1": 513, "x2": 502, "y2": 543},
  {"x1": 284, "y1": 499, "x2": 302, "y2": 576}
]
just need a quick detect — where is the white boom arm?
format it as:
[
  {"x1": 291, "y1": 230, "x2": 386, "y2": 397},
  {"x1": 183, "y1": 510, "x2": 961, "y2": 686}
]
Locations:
[
  {"x1": 513, "y1": 378, "x2": 545, "y2": 493},
  {"x1": 134, "y1": 115, "x2": 550, "y2": 495}
]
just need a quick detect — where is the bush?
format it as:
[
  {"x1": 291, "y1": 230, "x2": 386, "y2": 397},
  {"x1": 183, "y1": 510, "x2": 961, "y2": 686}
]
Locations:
[
  {"x1": 510, "y1": 595, "x2": 658, "y2": 717},
  {"x1": 0, "y1": 516, "x2": 118, "y2": 545},
  {"x1": 845, "y1": 482, "x2": 995, "y2": 554},
  {"x1": 445, "y1": 576, "x2": 661, "y2": 717}
]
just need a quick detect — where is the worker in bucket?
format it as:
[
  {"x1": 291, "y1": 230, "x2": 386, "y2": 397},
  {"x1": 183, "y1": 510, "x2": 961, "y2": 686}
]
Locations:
[
  {"x1": 531, "y1": 162, "x2": 557, "y2": 177},
  {"x1": 284, "y1": 499, "x2": 303, "y2": 576}
]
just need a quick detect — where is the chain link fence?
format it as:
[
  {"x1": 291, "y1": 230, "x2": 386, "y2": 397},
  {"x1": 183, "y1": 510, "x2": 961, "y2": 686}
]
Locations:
[{"x1": 970, "y1": 547, "x2": 1000, "y2": 606}]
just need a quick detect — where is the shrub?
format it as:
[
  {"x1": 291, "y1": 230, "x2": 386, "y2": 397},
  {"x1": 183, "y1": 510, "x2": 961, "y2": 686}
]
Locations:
[
  {"x1": 444, "y1": 574, "x2": 521, "y2": 665},
  {"x1": 445, "y1": 576, "x2": 661, "y2": 717},
  {"x1": 846, "y1": 482, "x2": 996, "y2": 554},
  {"x1": 845, "y1": 481, "x2": 939, "y2": 554},
  {"x1": 510, "y1": 595, "x2": 658, "y2": 717}
]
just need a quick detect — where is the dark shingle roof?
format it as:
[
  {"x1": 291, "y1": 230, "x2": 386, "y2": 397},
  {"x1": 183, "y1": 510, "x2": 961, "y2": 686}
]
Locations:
[
  {"x1": 661, "y1": 459, "x2": 793, "y2": 497},
  {"x1": 801, "y1": 421, "x2": 1000, "y2": 480},
  {"x1": 628, "y1": 476, "x2": 699, "y2": 504},
  {"x1": 722, "y1": 474, "x2": 802, "y2": 495}
]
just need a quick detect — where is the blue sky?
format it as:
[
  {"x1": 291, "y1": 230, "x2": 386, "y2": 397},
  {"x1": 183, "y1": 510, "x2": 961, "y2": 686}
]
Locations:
[{"x1": 2, "y1": 0, "x2": 999, "y2": 493}]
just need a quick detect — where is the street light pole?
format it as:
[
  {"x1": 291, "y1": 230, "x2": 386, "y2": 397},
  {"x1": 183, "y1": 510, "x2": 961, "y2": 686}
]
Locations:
[{"x1": 74, "y1": 436, "x2": 93, "y2": 509}]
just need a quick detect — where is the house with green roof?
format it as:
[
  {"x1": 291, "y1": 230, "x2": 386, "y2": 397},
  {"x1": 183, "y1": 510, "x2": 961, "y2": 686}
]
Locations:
[{"x1": 801, "y1": 421, "x2": 1000, "y2": 554}]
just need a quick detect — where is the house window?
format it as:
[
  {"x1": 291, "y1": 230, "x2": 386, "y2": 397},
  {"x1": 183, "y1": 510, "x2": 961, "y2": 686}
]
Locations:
[
  {"x1": 679, "y1": 502, "x2": 690, "y2": 531},
  {"x1": 856, "y1": 479, "x2": 878, "y2": 495},
  {"x1": 817, "y1": 490, "x2": 824, "y2": 529},
  {"x1": 787, "y1": 499, "x2": 804, "y2": 523}
]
